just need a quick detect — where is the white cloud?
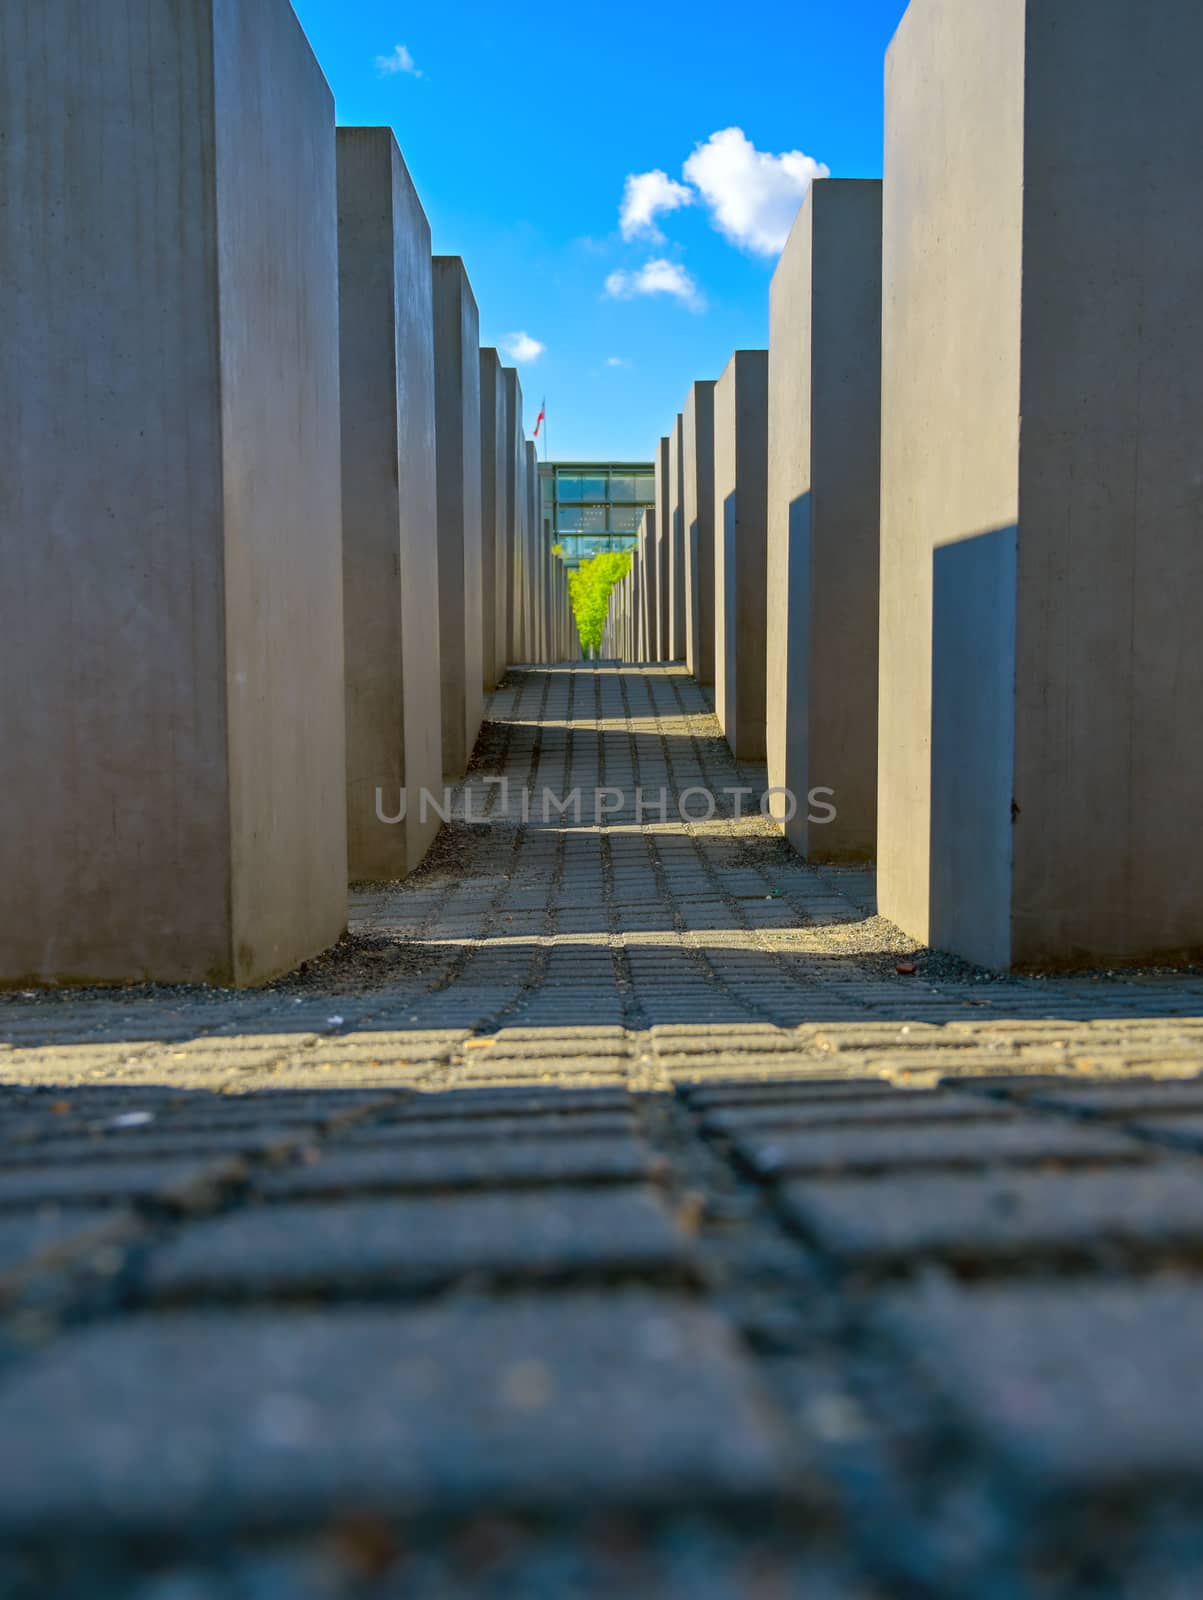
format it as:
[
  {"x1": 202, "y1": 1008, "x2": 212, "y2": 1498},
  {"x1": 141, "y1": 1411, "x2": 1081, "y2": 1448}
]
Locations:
[
  {"x1": 375, "y1": 44, "x2": 421, "y2": 77},
  {"x1": 604, "y1": 258, "x2": 704, "y2": 312},
  {"x1": 683, "y1": 127, "x2": 828, "y2": 256},
  {"x1": 619, "y1": 169, "x2": 694, "y2": 243},
  {"x1": 503, "y1": 331, "x2": 546, "y2": 364},
  {"x1": 604, "y1": 356, "x2": 627, "y2": 367}
]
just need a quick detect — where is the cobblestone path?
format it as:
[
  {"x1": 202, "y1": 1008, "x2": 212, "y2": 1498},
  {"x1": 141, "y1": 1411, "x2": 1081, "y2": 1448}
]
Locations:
[{"x1": 4, "y1": 666, "x2": 1203, "y2": 1596}]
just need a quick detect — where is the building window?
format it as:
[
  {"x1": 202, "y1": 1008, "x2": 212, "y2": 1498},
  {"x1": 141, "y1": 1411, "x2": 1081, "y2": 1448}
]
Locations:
[{"x1": 539, "y1": 461, "x2": 656, "y2": 568}]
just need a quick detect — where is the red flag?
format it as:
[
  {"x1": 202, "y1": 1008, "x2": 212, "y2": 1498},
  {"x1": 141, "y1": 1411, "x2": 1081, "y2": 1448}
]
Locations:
[{"x1": 533, "y1": 400, "x2": 546, "y2": 439}]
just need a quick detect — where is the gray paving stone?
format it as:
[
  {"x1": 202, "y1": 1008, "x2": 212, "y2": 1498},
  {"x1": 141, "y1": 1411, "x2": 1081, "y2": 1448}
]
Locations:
[
  {"x1": 732, "y1": 1119, "x2": 1146, "y2": 1178},
  {"x1": 104, "y1": 1539, "x2": 859, "y2": 1600},
  {"x1": 702, "y1": 1094, "x2": 1019, "y2": 1136},
  {"x1": 143, "y1": 1187, "x2": 692, "y2": 1302},
  {"x1": 685, "y1": 1082, "x2": 904, "y2": 1111},
  {"x1": 883, "y1": 1279, "x2": 1203, "y2": 1493},
  {"x1": 257, "y1": 1135, "x2": 657, "y2": 1200},
  {"x1": 0, "y1": 1208, "x2": 138, "y2": 1277},
  {"x1": 0, "y1": 1158, "x2": 246, "y2": 1212},
  {"x1": 0, "y1": 1128, "x2": 312, "y2": 1167},
  {"x1": 337, "y1": 1111, "x2": 638, "y2": 1146},
  {"x1": 1021, "y1": 1082, "x2": 1203, "y2": 1118},
  {"x1": 781, "y1": 1165, "x2": 1203, "y2": 1269},
  {"x1": 1131, "y1": 1115, "x2": 1203, "y2": 1152},
  {"x1": 0, "y1": 1294, "x2": 790, "y2": 1536}
]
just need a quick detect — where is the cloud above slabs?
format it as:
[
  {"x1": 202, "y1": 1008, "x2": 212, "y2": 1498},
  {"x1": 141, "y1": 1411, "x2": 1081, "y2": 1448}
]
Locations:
[
  {"x1": 375, "y1": 44, "x2": 421, "y2": 78},
  {"x1": 503, "y1": 331, "x2": 546, "y2": 364},
  {"x1": 606, "y1": 127, "x2": 829, "y2": 308},
  {"x1": 604, "y1": 259, "x2": 704, "y2": 313},
  {"x1": 683, "y1": 128, "x2": 829, "y2": 256},
  {"x1": 619, "y1": 170, "x2": 695, "y2": 243}
]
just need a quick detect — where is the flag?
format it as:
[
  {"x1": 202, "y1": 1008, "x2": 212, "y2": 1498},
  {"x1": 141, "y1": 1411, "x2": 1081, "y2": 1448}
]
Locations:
[{"x1": 533, "y1": 399, "x2": 546, "y2": 439}]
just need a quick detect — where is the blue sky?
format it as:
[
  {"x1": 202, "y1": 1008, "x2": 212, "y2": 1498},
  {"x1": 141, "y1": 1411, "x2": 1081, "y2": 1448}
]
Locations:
[{"x1": 291, "y1": 0, "x2": 910, "y2": 461}]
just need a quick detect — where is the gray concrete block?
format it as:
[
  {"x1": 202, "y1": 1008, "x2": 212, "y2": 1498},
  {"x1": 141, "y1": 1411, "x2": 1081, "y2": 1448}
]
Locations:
[
  {"x1": 767, "y1": 181, "x2": 881, "y2": 862},
  {"x1": 396, "y1": 1087, "x2": 635, "y2": 1118},
  {"x1": 142, "y1": 1187, "x2": 690, "y2": 1302},
  {"x1": 684, "y1": 1081, "x2": 906, "y2": 1111},
  {"x1": 502, "y1": 368, "x2": 524, "y2": 667},
  {"x1": 0, "y1": 1210, "x2": 134, "y2": 1278},
  {"x1": 668, "y1": 415, "x2": 687, "y2": 661},
  {"x1": 0, "y1": 1156, "x2": 245, "y2": 1212},
  {"x1": 432, "y1": 257, "x2": 484, "y2": 778},
  {"x1": 479, "y1": 349, "x2": 507, "y2": 690},
  {"x1": 0, "y1": 1127, "x2": 310, "y2": 1166},
  {"x1": 0, "y1": 0, "x2": 347, "y2": 986},
  {"x1": 654, "y1": 437, "x2": 672, "y2": 659},
  {"x1": 781, "y1": 1164, "x2": 1203, "y2": 1270},
  {"x1": 257, "y1": 1133, "x2": 657, "y2": 1199},
  {"x1": 1023, "y1": 1081, "x2": 1203, "y2": 1119},
  {"x1": 713, "y1": 352, "x2": 769, "y2": 759},
  {"x1": 683, "y1": 382, "x2": 717, "y2": 684},
  {"x1": 342, "y1": 1110, "x2": 638, "y2": 1143},
  {"x1": 0, "y1": 1294, "x2": 788, "y2": 1534},
  {"x1": 640, "y1": 511, "x2": 659, "y2": 662},
  {"x1": 879, "y1": 0, "x2": 1203, "y2": 967},
  {"x1": 734, "y1": 1119, "x2": 1145, "y2": 1179},
  {"x1": 884, "y1": 1280, "x2": 1203, "y2": 1494},
  {"x1": 703, "y1": 1093, "x2": 1018, "y2": 1136},
  {"x1": 526, "y1": 440, "x2": 541, "y2": 662},
  {"x1": 337, "y1": 129, "x2": 442, "y2": 878},
  {"x1": 630, "y1": 546, "x2": 643, "y2": 662}
]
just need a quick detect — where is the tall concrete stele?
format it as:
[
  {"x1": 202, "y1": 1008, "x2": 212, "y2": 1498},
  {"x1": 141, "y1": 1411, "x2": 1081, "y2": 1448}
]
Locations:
[
  {"x1": 337, "y1": 128, "x2": 443, "y2": 880},
  {"x1": 653, "y1": 437, "x2": 673, "y2": 660},
  {"x1": 432, "y1": 257, "x2": 485, "y2": 780},
  {"x1": 766, "y1": 180, "x2": 882, "y2": 862},
  {"x1": 682, "y1": 382, "x2": 717, "y2": 686},
  {"x1": 524, "y1": 441, "x2": 541, "y2": 663},
  {"x1": 0, "y1": 0, "x2": 347, "y2": 986},
  {"x1": 713, "y1": 351, "x2": 770, "y2": 762},
  {"x1": 501, "y1": 368, "x2": 524, "y2": 668},
  {"x1": 879, "y1": 0, "x2": 1203, "y2": 969},
  {"x1": 479, "y1": 349, "x2": 508, "y2": 692},
  {"x1": 667, "y1": 415, "x2": 687, "y2": 662},
  {"x1": 0, "y1": 0, "x2": 575, "y2": 991},
  {"x1": 638, "y1": 511, "x2": 659, "y2": 663}
]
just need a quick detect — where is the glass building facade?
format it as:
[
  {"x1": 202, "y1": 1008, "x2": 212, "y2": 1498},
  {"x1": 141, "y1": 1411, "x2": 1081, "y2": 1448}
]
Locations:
[{"x1": 539, "y1": 462, "x2": 655, "y2": 567}]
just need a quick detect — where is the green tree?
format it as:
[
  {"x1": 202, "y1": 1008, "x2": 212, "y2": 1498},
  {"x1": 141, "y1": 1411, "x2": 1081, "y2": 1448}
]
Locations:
[{"x1": 566, "y1": 549, "x2": 633, "y2": 657}]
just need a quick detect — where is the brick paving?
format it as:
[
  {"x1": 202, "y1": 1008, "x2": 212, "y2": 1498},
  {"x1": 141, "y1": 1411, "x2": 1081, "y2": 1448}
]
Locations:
[{"x1": 2, "y1": 664, "x2": 1203, "y2": 1595}]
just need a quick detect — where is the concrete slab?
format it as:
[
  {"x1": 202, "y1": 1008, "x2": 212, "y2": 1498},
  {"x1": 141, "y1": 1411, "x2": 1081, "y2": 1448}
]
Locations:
[
  {"x1": 337, "y1": 129, "x2": 442, "y2": 879},
  {"x1": 654, "y1": 437, "x2": 671, "y2": 659},
  {"x1": 640, "y1": 511, "x2": 659, "y2": 663},
  {"x1": 432, "y1": 257, "x2": 484, "y2": 778},
  {"x1": 0, "y1": 0, "x2": 346, "y2": 986},
  {"x1": 525, "y1": 439, "x2": 541, "y2": 662},
  {"x1": 683, "y1": 382, "x2": 717, "y2": 685},
  {"x1": 667, "y1": 415, "x2": 686, "y2": 661},
  {"x1": 767, "y1": 181, "x2": 882, "y2": 862},
  {"x1": 630, "y1": 543, "x2": 643, "y2": 662},
  {"x1": 880, "y1": 0, "x2": 1203, "y2": 967},
  {"x1": 479, "y1": 348, "x2": 508, "y2": 690},
  {"x1": 713, "y1": 351, "x2": 769, "y2": 760},
  {"x1": 502, "y1": 368, "x2": 523, "y2": 668},
  {"x1": 0, "y1": 1295, "x2": 786, "y2": 1535}
]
